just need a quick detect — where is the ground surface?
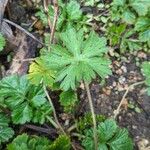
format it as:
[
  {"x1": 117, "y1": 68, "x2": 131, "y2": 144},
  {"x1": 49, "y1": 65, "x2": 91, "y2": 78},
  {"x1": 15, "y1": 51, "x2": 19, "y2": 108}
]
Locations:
[{"x1": 0, "y1": 0, "x2": 150, "y2": 150}]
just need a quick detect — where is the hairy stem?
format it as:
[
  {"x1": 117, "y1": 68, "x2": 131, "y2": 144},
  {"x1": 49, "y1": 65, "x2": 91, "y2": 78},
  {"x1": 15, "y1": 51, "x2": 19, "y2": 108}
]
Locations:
[
  {"x1": 43, "y1": 85, "x2": 66, "y2": 134},
  {"x1": 84, "y1": 82, "x2": 98, "y2": 150},
  {"x1": 114, "y1": 81, "x2": 145, "y2": 119}
]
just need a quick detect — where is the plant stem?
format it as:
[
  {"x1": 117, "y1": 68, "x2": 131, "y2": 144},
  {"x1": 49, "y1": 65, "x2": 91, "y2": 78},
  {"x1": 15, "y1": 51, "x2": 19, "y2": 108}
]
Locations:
[
  {"x1": 84, "y1": 82, "x2": 98, "y2": 150},
  {"x1": 114, "y1": 81, "x2": 145, "y2": 119},
  {"x1": 46, "y1": 116, "x2": 59, "y2": 129},
  {"x1": 43, "y1": 85, "x2": 66, "y2": 134}
]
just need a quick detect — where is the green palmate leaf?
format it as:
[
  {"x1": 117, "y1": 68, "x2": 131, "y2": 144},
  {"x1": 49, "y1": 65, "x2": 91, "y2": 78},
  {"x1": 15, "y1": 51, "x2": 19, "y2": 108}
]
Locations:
[
  {"x1": 28, "y1": 57, "x2": 56, "y2": 87},
  {"x1": 130, "y1": 0, "x2": 150, "y2": 16},
  {"x1": 0, "y1": 75, "x2": 52, "y2": 124},
  {"x1": 122, "y1": 9, "x2": 136, "y2": 24},
  {"x1": 66, "y1": 1, "x2": 82, "y2": 20},
  {"x1": 0, "y1": 113, "x2": 10, "y2": 126},
  {"x1": 82, "y1": 119, "x2": 133, "y2": 150},
  {"x1": 35, "y1": 6, "x2": 54, "y2": 26},
  {"x1": 139, "y1": 29, "x2": 150, "y2": 42},
  {"x1": 0, "y1": 33, "x2": 6, "y2": 51},
  {"x1": 135, "y1": 17, "x2": 150, "y2": 31},
  {"x1": 49, "y1": 135, "x2": 71, "y2": 150},
  {"x1": 0, "y1": 127, "x2": 14, "y2": 144},
  {"x1": 33, "y1": 103, "x2": 52, "y2": 124},
  {"x1": 59, "y1": 90, "x2": 78, "y2": 112},
  {"x1": 135, "y1": 17, "x2": 150, "y2": 43},
  {"x1": 120, "y1": 30, "x2": 142, "y2": 52},
  {"x1": 109, "y1": 129, "x2": 133, "y2": 150},
  {"x1": 7, "y1": 134, "x2": 51, "y2": 150},
  {"x1": 44, "y1": 28, "x2": 111, "y2": 90},
  {"x1": 141, "y1": 62, "x2": 150, "y2": 95},
  {"x1": 98, "y1": 119, "x2": 117, "y2": 142},
  {"x1": 0, "y1": 113, "x2": 14, "y2": 144}
]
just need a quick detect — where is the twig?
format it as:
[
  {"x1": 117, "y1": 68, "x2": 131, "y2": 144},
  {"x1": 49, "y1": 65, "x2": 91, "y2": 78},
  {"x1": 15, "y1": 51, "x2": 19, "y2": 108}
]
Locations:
[
  {"x1": 67, "y1": 123, "x2": 77, "y2": 133},
  {"x1": 3, "y1": 19, "x2": 45, "y2": 46},
  {"x1": 13, "y1": 58, "x2": 35, "y2": 62},
  {"x1": 24, "y1": 124, "x2": 56, "y2": 135},
  {"x1": 114, "y1": 81, "x2": 145, "y2": 119},
  {"x1": 50, "y1": 0, "x2": 59, "y2": 43},
  {"x1": 84, "y1": 82, "x2": 98, "y2": 150},
  {"x1": 43, "y1": 0, "x2": 52, "y2": 31},
  {"x1": 43, "y1": 85, "x2": 66, "y2": 134},
  {"x1": 46, "y1": 116, "x2": 59, "y2": 129}
]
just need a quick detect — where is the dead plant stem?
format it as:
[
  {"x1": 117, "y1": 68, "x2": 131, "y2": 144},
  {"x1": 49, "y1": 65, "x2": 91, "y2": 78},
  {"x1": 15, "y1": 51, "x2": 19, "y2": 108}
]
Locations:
[
  {"x1": 43, "y1": 85, "x2": 66, "y2": 134},
  {"x1": 114, "y1": 81, "x2": 145, "y2": 119}
]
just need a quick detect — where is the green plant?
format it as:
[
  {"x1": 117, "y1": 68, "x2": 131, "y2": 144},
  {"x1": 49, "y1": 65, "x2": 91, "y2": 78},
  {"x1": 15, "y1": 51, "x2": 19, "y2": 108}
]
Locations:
[
  {"x1": 135, "y1": 17, "x2": 150, "y2": 45},
  {"x1": 59, "y1": 90, "x2": 78, "y2": 113},
  {"x1": 0, "y1": 75, "x2": 52, "y2": 124},
  {"x1": 0, "y1": 113, "x2": 14, "y2": 144},
  {"x1": 36, "y1": 0, "x2": 88, "y2": 32},
  {"x1": 111, "y1": 0, "x2": 150, "y2": 24},
  {"x1": 7, "y1": 133, "x2": 71, "y2": 150},
  {"x1": 49, "y1": 135, "x2": 71, "y2": 150},
  {"x1": 109, "y1": 0, "x2": 150, "y2": 52},
  {"x1": 82, "y1": 119, "x2": 133, "y2": 150},
  {"x1": 141, "y1": 61, "x2": 150, "y2": 96},
  {"x1": 107, "y1": 24, "x2": 142, "y2": 52},
  {"x1": 0, "y1": 33, "x2": 6, "y2": 52},
  {"x1": 77, "y1": 113, "x2": 105, "y2": 133},
  {"x1": 42, "y1": 27, "x2": 111, "y2": 90},
  {"x1": 7, "y1": 134, "x2": 51, "y2": 150}
]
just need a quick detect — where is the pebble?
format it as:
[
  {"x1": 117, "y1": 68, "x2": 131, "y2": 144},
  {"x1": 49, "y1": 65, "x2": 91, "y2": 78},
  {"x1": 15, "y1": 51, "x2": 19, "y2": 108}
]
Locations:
[
  {"x1": 121, "y1": 66, "x2": 127, "y2": 73},
  {"x1": 118, "y1": 76, "x2": 126, "y2": 84}
]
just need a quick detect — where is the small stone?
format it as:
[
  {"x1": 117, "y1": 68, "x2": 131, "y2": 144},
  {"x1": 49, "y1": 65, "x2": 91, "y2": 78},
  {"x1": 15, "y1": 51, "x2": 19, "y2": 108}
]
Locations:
[
  {"x1": 132, "y1": 125, "x2": 137, "y2": 129},
  {"x1": 121, "y1": 66, "x2": 127, "y2": 73},
  {"x1": 102, "y1": 88, "x2": 111, "y2": 96},
  {"x1": 116, "y1": 69, "x2": 123, "y2": 75},
  {"x1": 117, "y1": 83, "x2": 124, "y2": 91},
  {"x1": 137, "y1": 52, "x2": 147, "y2": 59},
  {"x1": 112, "y1": 81, "x2": 117, "y2": 87},
  {"x1": 118, "y1": 76, "x2": 126, "y2": 84}
]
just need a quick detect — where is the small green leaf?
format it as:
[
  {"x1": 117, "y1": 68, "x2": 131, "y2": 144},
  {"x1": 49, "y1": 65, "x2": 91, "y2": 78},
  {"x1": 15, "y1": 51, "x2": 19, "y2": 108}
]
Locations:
[
  {"x1": 98, "y1": 119, "x2": 117, "y2": 142},
  {"x1": 0, "y1": 113, "x2": 14, "y2": 144},
  {"x1": 60, "y1": 90, "x2": 78, "y2": 107},
  {"x1": 139, "y1": 29, "x2": 150, "y2": 42},
  {"x1": 130, "y1": 0, "x2": 150, "y2": 16},
  {"x1": 122, "y1": 9, "x2": 136, "y2": 24},
  {"x1": 59, "y1": 90, "x2": 78, "y2": 112},
  {"x1": 0, "y1": 33, "x2": 6, "y2": 52},
  {"x1": 141, "y1": 61, "x2": 150, "y2": 95},
  {"x1": 7, "y1": 134, "x2": 51, "y2": 150},
  {"x1": 0, "y1": 127, "x2": 14, "y2": 144},
  {"x1": 82, "y1": 119, "x2": 133, "y2": 150},
  {"x1": 109, "y1": 129, "x2": 133, "y2": 150},
  {"x1": 66, "y1": 1, "x2": 82, "y2": 20},
  {"x1": 135, "y1": 17, "x2": 150, "y2": 31},
  {"x1": 112, "y1": 0, "x2": 126, "y2": 6},
  {"x1": 12, "y1": 104, "x2": 33, "y2": 124},
  {"x1": 28, "y1": 57, "x2": 56, "y2": 87},
  {"x1": 49, "y1": 135, "x2": 71, "y2": 150}
]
